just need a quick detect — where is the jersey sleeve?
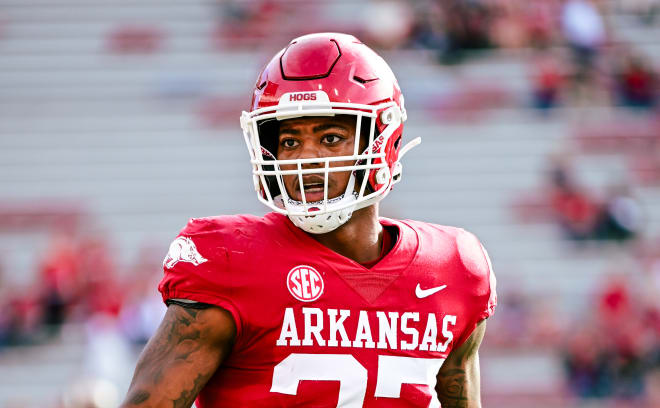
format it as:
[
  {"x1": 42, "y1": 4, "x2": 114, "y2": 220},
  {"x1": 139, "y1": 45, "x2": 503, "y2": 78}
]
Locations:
[
  {"x1": 477, "y1": 244, "x2": 497, "y2": 321},
  {"x1": 157, "y1": 218, "x2": 243, "y2": 336},
  {"x1": 453, "y1": 229, "x2": 497, "y2": 348}
]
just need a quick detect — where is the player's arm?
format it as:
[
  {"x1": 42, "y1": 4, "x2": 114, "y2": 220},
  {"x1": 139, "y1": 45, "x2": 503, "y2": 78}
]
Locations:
[
  {"x1": 120, "y1": 303, "x2": 236, "y2": 408},
  {"x1": 435, "y1": 319, "x2": 487, "y2": 408}
]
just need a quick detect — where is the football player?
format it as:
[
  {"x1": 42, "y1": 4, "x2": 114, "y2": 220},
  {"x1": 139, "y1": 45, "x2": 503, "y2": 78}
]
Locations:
[{"x1": 121, "y1": 33, "x2": 496, "y2": 408}]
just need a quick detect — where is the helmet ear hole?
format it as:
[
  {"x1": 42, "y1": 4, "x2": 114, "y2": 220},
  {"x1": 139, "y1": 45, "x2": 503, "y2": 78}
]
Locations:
[
  {"x1": 357, "y1": 116, "x2": 373, "y2": 153},
  {"x1": 355, "y1": 115, "x2": 377, "y2": 194},
  {"x1": 393, "y1": 136, "x2": 401, "y2": 150},
  {"x1": 257, "y1": 119, "x2": 280, "y2": 158},
  {"x1": 255, "y1": 118, "x2": 281, "y2": 199}
]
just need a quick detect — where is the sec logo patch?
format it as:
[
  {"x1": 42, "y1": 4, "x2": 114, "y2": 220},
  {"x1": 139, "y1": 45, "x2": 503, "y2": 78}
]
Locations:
[{"x1": 287, "y1": 265, "x2": 324, "y2": 302}]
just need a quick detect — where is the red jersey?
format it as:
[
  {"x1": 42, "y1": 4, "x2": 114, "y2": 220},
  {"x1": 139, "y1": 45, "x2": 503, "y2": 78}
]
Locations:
[{"x1": 159, "y1": 212, "x2": 496, "y2": 407}]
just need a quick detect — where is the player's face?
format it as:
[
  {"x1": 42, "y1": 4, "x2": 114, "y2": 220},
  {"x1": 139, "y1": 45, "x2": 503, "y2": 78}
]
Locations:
[{"x1": 277, "y1": 116, "x2": 362, "y2": 203}]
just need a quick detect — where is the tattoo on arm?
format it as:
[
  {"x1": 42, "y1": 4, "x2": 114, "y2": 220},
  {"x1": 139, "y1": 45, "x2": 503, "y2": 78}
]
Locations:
[
  {"x1": 129, "y1": 391, "x2": 150, "y2": 405},
  {"x1": 121, "y1": 304, "x2": 235, "y2": 407},
  {"x1": 172, "y1": 373, "x2": 207, "y2": 408},
  {"x1": 436, "y1": 320, "x2": 487, "y2": 408},
  {"x1": 437, "y1": 368, "x2": 468, "y2": 408}
]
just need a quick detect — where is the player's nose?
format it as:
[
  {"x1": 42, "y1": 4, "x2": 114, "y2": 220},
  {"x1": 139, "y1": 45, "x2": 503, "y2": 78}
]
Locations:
[{"x1": 297, "y1": 138, "x2": 324, "y2": 168}]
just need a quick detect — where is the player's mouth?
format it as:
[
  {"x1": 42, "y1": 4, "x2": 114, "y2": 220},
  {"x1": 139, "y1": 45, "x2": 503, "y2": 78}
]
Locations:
[{"x1": 294, "y1": 176, "x2": 328, "y2": 202}]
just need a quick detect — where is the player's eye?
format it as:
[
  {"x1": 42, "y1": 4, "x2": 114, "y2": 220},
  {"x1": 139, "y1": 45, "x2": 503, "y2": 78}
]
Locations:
[
  {"x1": 280, "y1": 138, "x2": 299, "y2": 149},
  {"x1": 322, "y1": 134, "x2": 344, "y2": 145}
]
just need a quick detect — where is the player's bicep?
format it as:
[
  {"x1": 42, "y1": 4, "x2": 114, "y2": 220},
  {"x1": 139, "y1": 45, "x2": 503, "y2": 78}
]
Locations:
[
  {"x1": 436, "y1": 319, "x2": 487, "y2": 408},
  {"x1": 120, "y1": 303, "x2": 236, "y2": 407}
]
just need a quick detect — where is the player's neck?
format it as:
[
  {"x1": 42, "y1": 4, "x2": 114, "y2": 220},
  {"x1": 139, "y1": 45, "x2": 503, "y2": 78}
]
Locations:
[{"x1": 309, "y1": 204, "x2": 383, "y2": 265}]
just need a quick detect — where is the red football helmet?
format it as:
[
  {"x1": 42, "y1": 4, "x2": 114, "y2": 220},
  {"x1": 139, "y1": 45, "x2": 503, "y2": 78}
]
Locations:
[{"x1": 240, "y1": 33, "x2": 420, "y2": 233}]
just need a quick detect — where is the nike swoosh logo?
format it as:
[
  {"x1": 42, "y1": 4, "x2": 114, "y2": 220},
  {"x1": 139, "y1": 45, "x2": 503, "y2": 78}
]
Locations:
[{"x1": 415, "y1": 284, "x2": 447, "y2": 298}]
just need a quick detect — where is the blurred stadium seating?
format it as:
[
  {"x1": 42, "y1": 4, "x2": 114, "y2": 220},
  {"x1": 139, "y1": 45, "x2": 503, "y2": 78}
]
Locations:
[{"x1": 0, "y1": 0, "x2": 659, "y2": 407}]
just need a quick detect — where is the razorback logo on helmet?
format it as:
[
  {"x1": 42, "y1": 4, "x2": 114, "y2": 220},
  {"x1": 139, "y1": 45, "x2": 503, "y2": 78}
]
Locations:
[
  {"x1": 287, "y1": 265, "x2": 324, "y2": 302},
  {"x1": 163, "y1": 236, "x2": 208, "y2": 269}
]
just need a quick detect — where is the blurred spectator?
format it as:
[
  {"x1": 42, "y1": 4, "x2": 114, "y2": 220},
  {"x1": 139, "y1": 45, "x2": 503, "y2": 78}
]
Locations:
[
  {"x1": 364, "y1": 0, "x2": 414, "y2": 49},
  {"x1": 531, "y1": 51, "x2": 566, "y2": 110},
  {"x1": 561, "y1": 0, "x2": 606, "y2": 70},
  {"x1": 547, "y1": 156, "x2": 600, "y2": 240},
  {"x1": 407, "y1": 1, "x2": 446, "y2": 51},
  {"x1": 0, "y1": 229, "x2": 131, "y2": 349},
  {"x1": 0, "y1": 280, "x2": 43, "y2": 347},
  {"x1": 563, "y1": 274, "x2": 660, "y2": 402},
  {"x1": 75, "y1": 235, "x2": 122, "y2": 320},
  {"x1": 597, "y1": 276, "x2": 649, "y2": 400},
  {"x1": 594, "y1": 184, "x2": 643, "y2": 241},
  {"x1": 563, "y1": 324, "x2": 614, "y2": 398},
  {"x1": 546, "y1": 157, "x2": 641, "y2": 242},
  {"x1": 489, "y1": 0, "x2": 529, "y2": 49},
  {"x1": 614, "y1": 51, "x2": 658, "y2": 109},
  {"x1": 408, "y1": 0, "x2": 562, "y2": 57},
  {"x1": 119, "y1": 244, "x2": 166, "y2": 345},
  {"x1": 561, "y1": 0, "x2": 607, "y2": 104},
  {"x1": 6, "y1": 286, "x2": 43, "y2": 346},
  {"x1": 212, "y1": 0, "x2": 283, "y2": 49},
  {"x1": 597, "y1": 276, "x2": 633, "y2": 327},
  {"x1": 38, "y1": 231, "x2": 81, "y2": 334},
  {"x1": 437, "y1": 0, "x2": 493, "y2": 63},
  {"x1": 525, "y1": 0, "x2": 563, "y2": 49}
]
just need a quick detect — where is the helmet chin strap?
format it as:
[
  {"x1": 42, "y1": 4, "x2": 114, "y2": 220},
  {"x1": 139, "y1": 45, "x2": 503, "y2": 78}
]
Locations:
[{"x1": 276, "y1": 176, "x2": 359, "y2": 234}]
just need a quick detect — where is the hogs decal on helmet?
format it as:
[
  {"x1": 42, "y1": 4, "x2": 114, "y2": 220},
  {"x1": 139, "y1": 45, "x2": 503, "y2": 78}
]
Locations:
[{"x1": 240, "y1": 33, "x2": 421, "y2": 234}]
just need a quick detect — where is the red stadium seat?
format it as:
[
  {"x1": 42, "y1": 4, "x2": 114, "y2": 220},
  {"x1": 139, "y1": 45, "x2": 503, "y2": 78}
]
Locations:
[
  {"x1": 510, "y1": 191, "x2": 554, "y2": 222},
  {"x1": 0, "y1": 201, "x2": 84, "y2": 231},
  {"x1": 197, "y1": 96, "x2": 241, "y2": 128},
  {"x1": 628, "y1": 152, "x2": 660, "y2": 185},
  {"x1": 428, "y1": 83, "x2": 513, "y2": 122},
  {"x1": 574, "y1": 118, "x2": 660, "y2": 154},
  {"x1": 106, "y1": 25, "x2": 164, "y2": 54}
]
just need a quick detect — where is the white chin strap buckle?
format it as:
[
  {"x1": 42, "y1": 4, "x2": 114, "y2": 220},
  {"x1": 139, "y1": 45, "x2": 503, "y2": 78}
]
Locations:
[
  {"x1": 277, "y1": 190, "x2": 359, "y2": 234},
  {"x1": 289, "y1": 207, "x2": 354, "y2": 234}
]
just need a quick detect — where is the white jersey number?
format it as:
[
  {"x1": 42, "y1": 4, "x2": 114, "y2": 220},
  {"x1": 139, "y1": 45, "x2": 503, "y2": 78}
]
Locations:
[{"x1": 270, "y1": 353, "x2": 445, "y2": 407}]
